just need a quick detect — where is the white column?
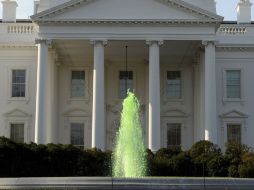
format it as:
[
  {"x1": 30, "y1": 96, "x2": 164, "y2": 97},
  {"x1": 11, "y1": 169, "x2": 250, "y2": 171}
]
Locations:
[
  {"x1": 203, "y1": 41, "x2": 217, "y2": 144},
  {"x1": 35, "y1": 39, "x2": 51, "y2": 144},
  {"x1": 193, "y1": 60, "x2": 200, "y2": 142},
  {"x1": 48, "y1": 51, "x2": 59, "y2": 144},
  {"x1": 91, "y1": 40, "x2": 107, "y2": 150},
  {"x1": 147, "y1": 40, "x2": 163, "y2": 152}
]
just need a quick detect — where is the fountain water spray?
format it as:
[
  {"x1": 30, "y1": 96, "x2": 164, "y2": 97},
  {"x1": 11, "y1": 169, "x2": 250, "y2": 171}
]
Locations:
[{"x1": 113, "y1": 91, "x2": 147, "y2": 177}]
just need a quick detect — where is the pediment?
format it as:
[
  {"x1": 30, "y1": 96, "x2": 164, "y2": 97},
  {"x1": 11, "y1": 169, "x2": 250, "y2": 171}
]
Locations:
[
  {"x1": 220, "y1": 110, "x2": 248, "y2": 119},
  {"x1": 63, "y1": 108, "x2": 90, "y2": 117},
  {"x1": 4, "y1": 109, "x2": 32, "y2": 118},
  {"x1": 31, "y1": 0, "x2": 223, "y2": 24},
  {"x1": 162, "y1": 109, "x2": 188, "y2": 118}
]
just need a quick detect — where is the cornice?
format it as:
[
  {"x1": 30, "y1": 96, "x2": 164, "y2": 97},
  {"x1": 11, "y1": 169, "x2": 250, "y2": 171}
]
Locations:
[
  {"x1": 63, "y1": 108, "x2": 91, "y2": 117},
  {"x1": 0, "y1": 43, "x2": 36, "y2": 49},
  {"x1": 216, "y1": 44, "x2": 254, "y2": 52},
  {"x1": 33, "y1": 19, "x2": 221, "y2": 26},
  {"x1": 4, "y1": 109, "x2": 32, "y2": 118},
  {"x1": 161, "y1": 108, "x2": 189, "y2": 118},
  {"x1": 219, "y1": 110, "x2": 248, "y2": 119}
]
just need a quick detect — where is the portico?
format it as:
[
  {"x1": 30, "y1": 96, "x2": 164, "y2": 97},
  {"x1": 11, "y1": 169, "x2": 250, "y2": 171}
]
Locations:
[
  {"x1": 33, "y1": 38, "x2": 217, "y2": 151},
  {"x1": 31, "y1": 0, "x2": 223, "y2": 151}
]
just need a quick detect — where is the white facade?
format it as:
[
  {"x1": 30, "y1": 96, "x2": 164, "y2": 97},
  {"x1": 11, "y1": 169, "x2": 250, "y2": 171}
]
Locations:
[{"x1": 0, "y1": 0, "x2": 254, "y2": 151}]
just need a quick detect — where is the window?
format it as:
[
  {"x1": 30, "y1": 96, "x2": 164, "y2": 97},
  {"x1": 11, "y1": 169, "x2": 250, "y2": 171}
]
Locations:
[
  {"x1": 166, "y1": 71, "x2": 181, "y2": 99},
  {"x1": 226, "y1": 70, "x2": 241, "y2": 99},
  {"x1": 12, "y1": 70, "x2": 26, "y2": 98},
  {"x1": 227, "y1": 124, "x2": 241, "y2": 144},
  {"x1": 71, "y1": 123, "x2": 84, "y2": 149},
  {"x1": 10, "y1": 124, "x2": 24, "y2": 143},
  {"x1": 71, "y1": 70, "x2": 85, "y2": 98},
  {"x1": 119, "y1": 71, "x2": 133, "y2": 99},
  {"x1": 167, "y1": 123, "x2": 181, "y2": 148}
]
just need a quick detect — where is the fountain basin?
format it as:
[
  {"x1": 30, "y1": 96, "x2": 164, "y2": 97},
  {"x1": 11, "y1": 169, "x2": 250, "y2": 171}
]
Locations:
[{"x1": 0, "y1": 177, "x2": 254, "y2": 189}]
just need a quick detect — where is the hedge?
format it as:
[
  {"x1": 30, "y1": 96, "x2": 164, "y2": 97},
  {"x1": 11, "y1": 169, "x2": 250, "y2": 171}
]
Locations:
[
  {"x1": 0, "y1": 137, "x2": 111, "y2": 177},
  {"x1": 0, "y1": 137, "x2": 253, "y2": 178}
]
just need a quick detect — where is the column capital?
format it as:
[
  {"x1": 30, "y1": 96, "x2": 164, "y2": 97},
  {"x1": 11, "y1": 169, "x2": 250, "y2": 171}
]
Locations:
[
  {"x1": 146, "y1": 40, "x2": 164, "y2": 46},
  {"x1": 202, "y1": 40, "x2": 217, "y2": 47},
  {"x1": 90, "y1": 39, "x2": 108, "y2": 46},
  {"x1": 35, "y1": 38, "x2": 52, "y2": 46}
]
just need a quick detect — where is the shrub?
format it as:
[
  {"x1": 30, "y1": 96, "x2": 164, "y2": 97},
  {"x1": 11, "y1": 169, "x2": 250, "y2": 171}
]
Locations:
[
  {"x1": 190, "y1": 141, "x2": 222, "y2": 164},
  {"x1": 150, "y1": 148, "x2": 182, "y2": 176},
  {"x1": 228, "y1": 165, "x2": 239, "y2": 177},
  {"x1": 0, "y1": 137, "x2": 27, "y2": 177},
  {"x1": 152, "y1": 155, "x2": 172, "y2": 176},
  {"x1": 207, "y1": 155, "x2": 228, "y2": 177},
  {"x1": 146, "y1": 149, "x2": 155, "y2": 176},
  {"x1": 0, "y1": 137, "x2": 111, "y2": 177},
  {"x1": 239, "y1": 152, "x2": 254, "y2": 178},
  {"x1": 225, "y1": 142, "x2": 249, "y2": 177},
  {"x1": 150, "y1": 148, "x2": 194, "y2": 177},
  {"x1": 169, "y1": 151, "x2": 193, "y2": 176},
  {"x1": 155, "y1": 148, "x2": 181, "y2": 159},
  {"x1": 1, "y1": 137, "x2": 254, "y2": 178},
  {"x1": 189, "y1": 140, "x2": 223, "y2": 177}
]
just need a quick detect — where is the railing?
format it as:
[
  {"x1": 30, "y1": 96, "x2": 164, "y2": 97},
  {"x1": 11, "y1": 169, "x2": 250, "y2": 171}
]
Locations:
[
  {"x1": 0, "y1": 23, "x2": 36, "y2": 43},
  {"x1": 219, "y1": 26, "x2": 247, "y2": 35},
  {"x1": 7, "y1": 24, "x2": 35, "y2": 34}
]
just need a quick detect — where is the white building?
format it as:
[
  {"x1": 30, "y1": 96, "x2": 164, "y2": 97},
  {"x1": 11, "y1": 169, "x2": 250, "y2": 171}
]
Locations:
[{"x1": 0, "y1": 0, "x2": 253, "y2": 152}]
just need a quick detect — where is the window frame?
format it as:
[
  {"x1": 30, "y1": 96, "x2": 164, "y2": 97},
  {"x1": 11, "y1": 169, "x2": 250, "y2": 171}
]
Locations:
[
  {"x1": 8, "y1": 67, "x2": 29, "y2": 102},
  {"x1": 6, "y1": 119, "x2": 29, "y2": 143},
  {"x1": 65, "y1": 116, "x2": 90, "y2": 149},
  {"x1": 166, "y1": 123, "x2": 182, "y2": 149},
  {"x1": 116, "y1": 67, "x2": 136, "y2": 100},
  {"x1": 10, "y1": 123, "x2": 25, "y2": 143},
  {"x1": 118, "y1": 70, "x2": 135, "y2": 99},
  {"x1": 11, "y1": 70, "x2": 26, "y2": 98},
  {"x1": 227, "y1": 123, "x2": 242, "y2": 144},
  {"x1": 161, "y1": 118, "x2": 185, "y2": 149},
  {"x1": 68, "y1": 67, "x2": 89, "y2": 101},
  {"x1": 163, "y1": 69, "x2": 184, "y2": 102},
  {"x1": 70, "y1": 122, "x2": 85, "y2": 149},
  {"x1": 223, "y1": 68, "x2": 244, "y2": 102},
  {"x1": 221, "y1": 119, "x2": 245, "y2": 150}
]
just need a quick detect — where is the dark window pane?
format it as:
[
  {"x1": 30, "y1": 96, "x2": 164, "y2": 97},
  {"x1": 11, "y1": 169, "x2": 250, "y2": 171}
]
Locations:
[
  {"x1": 119, "y1": 71, "x2": 133, "y2": 80},
  {"x1": 227, "y1": 124, "x2": 241, "y2": 144},
  {"x1": 167, "y1": 123, "x2": 181, "y2": 149},
  {"x1": 119, "y1": 71, "x2": 133, "y2": 99},
  {"x1": 71, "y1": 71, "x2": 85, "y2": 98},
  {"x1": 10, "y1": 124, "x2": 24, "y2": 143},
  {"x1": 166, "y1": 71, "x2": 181, "y2": 99},
  {"x1": 12, "y1": 70, "x2": 26, "y2": 98},
  {"x1": 71, "y1": 123, "x2": 84, "y2": 149},
  {"x1": 226, "y1": 70, "x2": 241, "y2": 99}
]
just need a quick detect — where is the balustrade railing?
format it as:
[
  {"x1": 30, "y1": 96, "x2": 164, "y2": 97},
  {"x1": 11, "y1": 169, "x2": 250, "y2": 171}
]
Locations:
[
  {"x1": 219, "y1": 26, "x2": 247, "y2": 35},
  {"x1": 7, "y1": 24, "x2": 35, "y2": 34}
]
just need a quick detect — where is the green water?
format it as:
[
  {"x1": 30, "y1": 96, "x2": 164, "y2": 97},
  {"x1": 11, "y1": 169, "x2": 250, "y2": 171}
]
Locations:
[{"x1": 113, "y1": 91, "x2": 147, "y2": 177}]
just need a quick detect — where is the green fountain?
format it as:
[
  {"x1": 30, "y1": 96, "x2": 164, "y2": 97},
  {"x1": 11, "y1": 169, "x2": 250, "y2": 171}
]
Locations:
[{"x1": 113, "y1": 91, "x2": 147, "y2": 177}]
